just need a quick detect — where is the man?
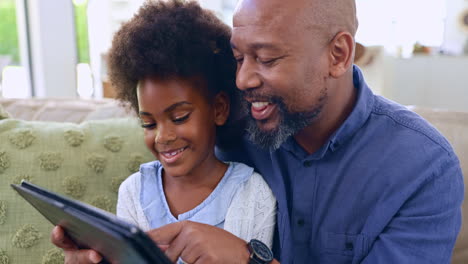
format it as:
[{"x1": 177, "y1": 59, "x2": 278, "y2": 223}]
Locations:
[{"x1": 52, "y1": 0, "x2": 463, "y2": 263}]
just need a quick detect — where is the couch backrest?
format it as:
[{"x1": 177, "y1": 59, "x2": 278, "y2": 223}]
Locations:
[
  {"x1": 0, "y1": 97, "x2": 135, "y2": 123},
  {"x1": 412, "y1": 107, "x2": 468, "y2": 264},
  {"x1": 0, "y1": 117, "x2": 154, "y2": 263}
]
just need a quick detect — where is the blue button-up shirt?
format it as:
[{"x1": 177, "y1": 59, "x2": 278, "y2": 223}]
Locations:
[{"x1": 217, "y1": 66, "x2": 464, "y2": 263}]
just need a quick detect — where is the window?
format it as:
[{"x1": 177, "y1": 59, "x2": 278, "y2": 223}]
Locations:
[
  {"x1": 356, "y1": 0, "x2": 446, "y2": 56},
  {"x1": 74, "y1": 0, "x2": 90, "y2": 64},
  {"x1": 0, "y1": 0, "x2": 29, "y2": 98},
  {"x1": 73, "y1": 0, "x2": 93, "y2": 97},
  {"x1": 0, "y1": 0, "x2": 19, "y2": 66}
]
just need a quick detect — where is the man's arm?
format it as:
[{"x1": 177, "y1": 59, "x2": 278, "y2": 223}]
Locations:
[
  {"x1": 148, "y1": 220, "x2": 281, "y2": 264},
  {"x1": 52, "y1": 221, "x2": 281, "y2": 264},
  {"x1": 361, "y1": 156, "x2": 464, "y2": 263}
]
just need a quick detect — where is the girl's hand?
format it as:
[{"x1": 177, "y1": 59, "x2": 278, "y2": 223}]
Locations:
[{"x1": 50, "y1": 225, "x2": 103, "y2": 264}]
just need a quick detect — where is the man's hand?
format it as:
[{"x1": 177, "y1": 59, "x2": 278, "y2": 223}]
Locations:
[
  {"x1": 147, "y1": 221, "x2": 251, "y2": 264},
  {"x1": 50, "y1": 226, "x2": 103, "y2": 264}
]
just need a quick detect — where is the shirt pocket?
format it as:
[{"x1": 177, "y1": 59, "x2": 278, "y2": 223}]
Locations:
[{"x1": 319, "y1": 231, "x2": 370, "y2": 264}]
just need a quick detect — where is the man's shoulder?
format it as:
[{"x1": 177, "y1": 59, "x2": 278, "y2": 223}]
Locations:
[{"x1": 369, "y1": 95, "x2": 454, "y2": 156}]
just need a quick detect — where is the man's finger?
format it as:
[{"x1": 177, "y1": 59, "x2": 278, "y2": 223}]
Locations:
[
  {"x1": 146, "y1": 221, "x2": 184, "y2": 244},
  {"x1": 51, "y1": 226, "x2": 77, "y2": 250}
]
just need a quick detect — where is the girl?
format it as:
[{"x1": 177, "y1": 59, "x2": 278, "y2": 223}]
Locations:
[
  {"x1": 109, "y1": 1, "x2": 276, "y2": 250},
  {"x1": 52, "y1": 2, "x2": 276, "y2": 262},
  {"x1": 109, "y1": 0, "x2": 276, "y2": 262}
]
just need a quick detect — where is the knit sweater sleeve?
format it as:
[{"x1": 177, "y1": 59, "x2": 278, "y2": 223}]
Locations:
[
  {"x1": 224, "y1": 171, "x2": 277, "y2": 249},
  {"x1": 116, "y1": 172, "x2": 151, "y2": 231}
]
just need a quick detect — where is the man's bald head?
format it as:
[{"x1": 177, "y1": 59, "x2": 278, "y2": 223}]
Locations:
[
  {"x1": 234, "y1": 0, "x2": 358, "y2": 40},
  {"x1": 307, "y1": 0, "x2": 358, "y2": 37}
]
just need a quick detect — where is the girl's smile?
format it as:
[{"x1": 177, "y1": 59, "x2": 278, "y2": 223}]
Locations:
[{"x1": 157, "y1": 146, "x2": 188, "y2": 164}]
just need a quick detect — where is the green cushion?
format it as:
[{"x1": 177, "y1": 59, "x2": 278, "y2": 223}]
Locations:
[{"x1": 0, "y1": 118, "x2": 154, "y2": 263}]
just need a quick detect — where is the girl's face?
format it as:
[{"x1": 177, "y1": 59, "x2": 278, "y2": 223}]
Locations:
[{"x1": 137, "y1": 77, "x2": 229, "y2": 178}]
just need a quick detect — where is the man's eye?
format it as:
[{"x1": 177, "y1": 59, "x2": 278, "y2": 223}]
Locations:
[
  {"x1": 235, "y1": 57, "x2": 244, "y2": 64},
  {"x1": 257, "y1": 57, "x2": 277, "y2": 65},
  {"x1": 173, "y1": 114, "x2": 190, "y2": 124}
]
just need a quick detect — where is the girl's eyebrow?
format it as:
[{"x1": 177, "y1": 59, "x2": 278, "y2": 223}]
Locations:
[
  {"x1": 138, "y1": 101, "x2": 193, "y2": 117},
  {"x1": 164, "y1": 101, "x2": 192, "y2": 113},
  {"x1": 138, "y1": 111, "x2": 151, "y2": 117}
]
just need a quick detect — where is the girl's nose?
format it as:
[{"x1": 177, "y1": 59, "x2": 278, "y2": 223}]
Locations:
[{"x1": 155, "y1": 125, "x2": 177, "y2": 145}]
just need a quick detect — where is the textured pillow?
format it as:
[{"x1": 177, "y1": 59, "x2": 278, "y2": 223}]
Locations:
[{"x1": 0, "y1": 118, "x2": 154, "y2": 263}]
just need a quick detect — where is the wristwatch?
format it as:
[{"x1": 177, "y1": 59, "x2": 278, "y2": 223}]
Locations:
[{"x1": 247, "y1": 239, "x2": 274, "y2": 264}]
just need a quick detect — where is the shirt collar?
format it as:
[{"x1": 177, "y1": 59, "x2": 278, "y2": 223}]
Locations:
[{"x1": 281, "y1": 65, "x2": 375, "y2": 159}]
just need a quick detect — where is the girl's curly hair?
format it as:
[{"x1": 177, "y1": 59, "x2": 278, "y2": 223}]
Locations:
[{"x1": 107, "y1": 0, "x2": 242, "y2": 149}]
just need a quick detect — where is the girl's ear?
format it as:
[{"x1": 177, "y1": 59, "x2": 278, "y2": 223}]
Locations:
[{"x1": 213, "y1": 92, "x2": 230, "y2": 126}]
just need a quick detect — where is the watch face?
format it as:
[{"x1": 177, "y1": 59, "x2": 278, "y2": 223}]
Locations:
[{"x1": 251, "y1": 239, "x2": 273, "y2": 261}]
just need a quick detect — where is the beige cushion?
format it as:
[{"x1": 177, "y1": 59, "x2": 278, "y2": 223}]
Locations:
[
  {"x1": 0, "y1": 118, "x2": 154, "y2": 263},
  {"x1": 0, "y1": 98, "x2": 135, "y2": 123},
  {"x1": 411, "y1": 107, "x2": 468, "y2": 264}
]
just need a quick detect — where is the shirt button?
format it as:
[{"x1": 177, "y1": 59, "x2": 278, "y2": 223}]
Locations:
[
  {"x1": 297, "y1": 219, "x2": 305, "y2": 227},
  {"x1": 303, "y1": 160, "x2": 312, "y2": 167}
]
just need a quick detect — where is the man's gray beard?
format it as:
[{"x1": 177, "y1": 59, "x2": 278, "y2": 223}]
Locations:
[{"x1": 244, "y1": 97, "x2": 325, "y2": 151}]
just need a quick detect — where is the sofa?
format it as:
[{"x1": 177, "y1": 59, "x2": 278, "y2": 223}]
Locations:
[
  {"x1": 407, "y1": 106, "x2": 468, "y2": 264},
  {"x1": 0, "y1": 98, "x2": 466, "y2": 263},
  {"x1": 0, "y1": 98, "x2": 155, "y2": 263}
]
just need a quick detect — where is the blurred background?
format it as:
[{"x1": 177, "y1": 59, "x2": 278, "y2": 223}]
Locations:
[{"x1": 0, "y1": 0, "x2": 467, "y2": 111}]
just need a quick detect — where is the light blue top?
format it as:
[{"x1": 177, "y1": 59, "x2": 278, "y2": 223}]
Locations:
[{"x1": 139, "y1": 160, "x2": 254, "y2": 229}]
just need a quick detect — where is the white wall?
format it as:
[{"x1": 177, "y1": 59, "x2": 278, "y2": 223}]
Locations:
[
  {"x1": 381, "y1": 56, "x2": 468, "y2": 112},
  {"x1": 87, "y1": 0, "x2": 145, "y2": 98},
  {"x1": 442, "y1": 0, "x2": 468, "y2": 55},
  {"x1": 27, "y1": 0, "x2": 78, "y2": 97}
]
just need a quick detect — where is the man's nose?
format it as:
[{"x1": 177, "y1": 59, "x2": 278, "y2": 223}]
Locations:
[
  {"x1": 236, "y1": 58, "x2": 261, "y2": 91},
  {"x1": 155, "y1": 124, "x2": 177, "y2": 145}
]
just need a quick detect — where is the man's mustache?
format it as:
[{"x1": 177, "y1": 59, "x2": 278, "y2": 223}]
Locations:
[{"x1": 240, "y1": 90, "x2": 283, "y2": 105}]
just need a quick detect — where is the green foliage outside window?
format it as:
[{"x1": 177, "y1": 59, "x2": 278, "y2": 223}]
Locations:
[
  {"x1": 0, "y1": 0, "x2": 20, "y2": 65},
  {"x1": 0, "y1": 0, "x2": 90, "y2": 65},
  {"x1": 74, "y1": 0, "x2": 90, "y2": 64}
]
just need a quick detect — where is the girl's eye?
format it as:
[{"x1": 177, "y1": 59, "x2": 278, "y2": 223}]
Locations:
[
  {"x1": 141, "y1": 122, "x2": 156, "y2": 129},
  {"x1": 173, "y1": 114, "x2": 190, "y2": 124}
]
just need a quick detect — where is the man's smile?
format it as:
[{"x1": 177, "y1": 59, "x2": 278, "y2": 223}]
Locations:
[{"x1": 250, "y1": 101, "x2": 278, "y2": 121}]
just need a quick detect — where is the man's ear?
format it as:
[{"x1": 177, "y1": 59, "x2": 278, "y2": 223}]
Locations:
[
  {"x1": 213, "y1": 92, "x2": 230, "y2": 126},
  {"x1": 328, "y1": 31, "x2": 355, "y2": 78}
]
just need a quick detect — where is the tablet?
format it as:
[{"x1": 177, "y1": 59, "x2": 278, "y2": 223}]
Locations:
[{"x1": 11, "y1": 181, "x2": 172, "y2": 264}]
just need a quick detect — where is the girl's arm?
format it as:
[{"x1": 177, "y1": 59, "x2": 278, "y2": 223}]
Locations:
[
  {"x1": 116, "y1": 173, "x2": 151, "y2": 231},
  {"x1": 224, "y1": 171, "x2": 277, "y2": 249},
  {"x1": 249, "y1": 172, "x2": 277, "y2": 249}
]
